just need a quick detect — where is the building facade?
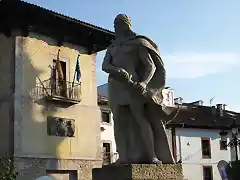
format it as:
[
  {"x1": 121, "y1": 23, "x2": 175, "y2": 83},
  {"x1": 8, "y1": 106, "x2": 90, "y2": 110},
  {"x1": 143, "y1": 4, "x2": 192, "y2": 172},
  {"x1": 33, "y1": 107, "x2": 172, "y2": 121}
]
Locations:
[
  {"x1": 173, "y1": 128, "x2": 236, "y2": 180},
  {"x1": 0, "y1": 1, "x2": 114, "y2": 180}
]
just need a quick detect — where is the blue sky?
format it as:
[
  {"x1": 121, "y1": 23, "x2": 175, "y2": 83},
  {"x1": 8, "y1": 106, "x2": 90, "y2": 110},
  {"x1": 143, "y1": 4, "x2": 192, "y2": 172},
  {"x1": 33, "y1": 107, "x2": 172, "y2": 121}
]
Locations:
[{"x1": 26, "y1": 0, "x2": 240, "y2": 111}]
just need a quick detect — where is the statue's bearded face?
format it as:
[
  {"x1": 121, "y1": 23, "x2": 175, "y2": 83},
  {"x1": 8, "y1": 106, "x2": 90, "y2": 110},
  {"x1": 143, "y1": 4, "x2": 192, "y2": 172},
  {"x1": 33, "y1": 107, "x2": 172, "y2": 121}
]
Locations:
[
  {"x1": 114, "y1": 14, "x2": 131, "y2": 35},
  {"x1": 114, "y1": 21, "x2": 130, "y2": 34}
]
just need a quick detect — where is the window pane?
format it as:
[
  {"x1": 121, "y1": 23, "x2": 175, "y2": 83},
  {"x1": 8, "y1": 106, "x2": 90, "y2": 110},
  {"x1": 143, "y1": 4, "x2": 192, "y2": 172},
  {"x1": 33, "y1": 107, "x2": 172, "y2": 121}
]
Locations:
[
  {"x1": 101, "y1": 112, "x2": 110, "y2": 123},
  {"x1": 203, "y1": 166, "x2": 212, "y2": 180},
  {"x1": 103, "y1": 143, "x2": 111, "y2": 165},
  {"x1": 202, "y1": 138, "x2": 211, "y2": 158}
]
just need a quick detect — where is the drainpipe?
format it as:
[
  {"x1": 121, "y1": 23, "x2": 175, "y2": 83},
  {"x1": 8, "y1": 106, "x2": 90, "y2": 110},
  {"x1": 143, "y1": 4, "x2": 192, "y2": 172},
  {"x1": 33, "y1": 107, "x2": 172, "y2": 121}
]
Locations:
[{"x1": 178, "y1": 135, "x2": 182, "y2": 163}]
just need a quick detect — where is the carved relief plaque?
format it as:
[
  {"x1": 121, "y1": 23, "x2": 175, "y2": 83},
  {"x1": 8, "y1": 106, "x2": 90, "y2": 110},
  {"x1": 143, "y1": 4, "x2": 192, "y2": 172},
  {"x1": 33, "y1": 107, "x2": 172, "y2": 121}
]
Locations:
[{"x1": 47, "y1": 116, "x2": 75, "y2": 137}]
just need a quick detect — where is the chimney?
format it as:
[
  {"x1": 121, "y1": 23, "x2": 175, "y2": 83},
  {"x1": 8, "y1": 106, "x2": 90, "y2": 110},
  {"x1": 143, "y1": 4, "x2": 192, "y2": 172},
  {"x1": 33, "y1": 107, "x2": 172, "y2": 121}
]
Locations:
[
  {"x1": 216, "y1": 104, "x2": 226, "y2": 117},
  {"x1": 211, "y1": 106, "x2": 216, "y2": 116},
  {"x1": 162, "y1": 88, "x2": 175, "y2": 107},
  {"x1": 188, "y1": 100, "x2": 204, "y2": 106},
  {"x1": 174, "y1": 97, "x2": 183, "y2": 105},
  {"x1": 197, "y1": 100, "x2": 204, "y2": 106}
]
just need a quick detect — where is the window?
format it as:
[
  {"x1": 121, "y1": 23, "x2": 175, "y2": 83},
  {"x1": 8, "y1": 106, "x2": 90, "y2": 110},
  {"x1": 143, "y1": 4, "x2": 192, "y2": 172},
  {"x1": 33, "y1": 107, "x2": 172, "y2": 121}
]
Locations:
[
  {"x1": 203, "y1": 166, "x2": 213, "y2": 180},
  {"x1": 201, "y1": 137, "x2": 211, "y2": 159},
  {"x1": 47, "y1": 116, "x2": 75, "y2": 137},
  {"x1": 220, "y1": 140, "x2": 227, "y2": 150},
  {"x1": 52, "y1": 60, "x2": 67, "y2": 97},
  {"x1": 53, "y1": 59, "x2": 67, "y2": 80},
  {"x1": 102, "y1": 142, "x2": 111, "y2": 165},
  {"x1": 101, "y1": 111, "x2": 110, "y2": 123}
]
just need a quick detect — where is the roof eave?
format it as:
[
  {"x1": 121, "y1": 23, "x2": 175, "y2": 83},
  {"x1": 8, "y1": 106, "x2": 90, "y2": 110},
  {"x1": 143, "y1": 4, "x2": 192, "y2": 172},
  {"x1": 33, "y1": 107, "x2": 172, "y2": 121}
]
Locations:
[
  {"x1": 0, "y1": 0, "x2": 115, "y2": 52},
  {"x1": 166, "y1": 123, "x2": 235, "y2": 130}
]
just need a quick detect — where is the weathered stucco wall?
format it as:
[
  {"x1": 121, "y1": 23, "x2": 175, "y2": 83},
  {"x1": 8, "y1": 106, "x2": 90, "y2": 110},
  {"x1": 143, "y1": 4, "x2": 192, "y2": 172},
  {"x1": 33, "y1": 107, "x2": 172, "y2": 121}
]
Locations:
[
  {"x1": 175, "y1": 128, "x2": 232, "y2": 180},
  {"x1": 0, "y1": 33, "x2": 15, "y2": 156},
  {"x1": 14, "y1": 32, "x2": 102, "y2": 161}
]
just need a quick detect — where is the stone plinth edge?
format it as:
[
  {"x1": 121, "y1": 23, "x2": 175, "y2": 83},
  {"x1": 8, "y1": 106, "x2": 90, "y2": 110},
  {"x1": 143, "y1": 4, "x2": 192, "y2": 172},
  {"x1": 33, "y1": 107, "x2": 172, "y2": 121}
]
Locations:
[{"x1": 92, "y1": 164, "x2": 184, "y2": 180}]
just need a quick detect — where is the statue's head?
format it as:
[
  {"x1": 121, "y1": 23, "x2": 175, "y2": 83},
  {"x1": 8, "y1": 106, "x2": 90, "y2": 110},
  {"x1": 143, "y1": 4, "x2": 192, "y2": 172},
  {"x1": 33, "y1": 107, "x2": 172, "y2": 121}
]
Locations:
[{"x1": 114, "y1": 14, "x2": 132, "y2": 35}]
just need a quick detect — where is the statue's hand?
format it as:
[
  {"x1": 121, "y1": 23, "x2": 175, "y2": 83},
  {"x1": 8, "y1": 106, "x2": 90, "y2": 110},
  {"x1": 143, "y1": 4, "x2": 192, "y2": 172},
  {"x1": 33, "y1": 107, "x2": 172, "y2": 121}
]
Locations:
[
  {"x1": 117, "y1": 68, "x2": 129, "y2": 78},
  {"x1": 117, "y1": 68, "x2": 130, "y2": 82},
  {"x1": 109, "y1": 68, "x2": 130, "y2": 83},
  {"x1": 135, "y1": 82, "x2": 147, "y2": 94}
]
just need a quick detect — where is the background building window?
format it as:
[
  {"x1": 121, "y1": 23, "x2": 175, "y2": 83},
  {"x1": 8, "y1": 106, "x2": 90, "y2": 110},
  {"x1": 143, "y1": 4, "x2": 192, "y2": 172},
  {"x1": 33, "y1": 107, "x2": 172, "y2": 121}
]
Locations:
[
  {"x1": 203, "y1": 166, "x2": 213, "y2": 180},
  {"x1": 101, "y1": 111, "x2": 110, "y2": 123},
  {"x1": 201, "y1": 137, "x2": 211, "y2": 159},
  {"x1": 102, "y1": 142, "x2": 111, "y2": 165},
  {"x1": 220, "y1": 140, "x2": 227, "y2": 150}
]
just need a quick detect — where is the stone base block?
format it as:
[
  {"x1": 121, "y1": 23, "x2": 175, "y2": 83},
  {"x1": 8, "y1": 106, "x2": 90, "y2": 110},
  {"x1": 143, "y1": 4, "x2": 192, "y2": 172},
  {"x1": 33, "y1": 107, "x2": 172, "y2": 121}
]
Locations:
[
  {"x1": 14, "y1": 157, "x2": 101, "y2": 180},
  {"x1": 231, "y1": 160, "x2": 240, "y2": 180},
  {"x1": 92, "y1": 164, "x2": 184, "y2": 180}
]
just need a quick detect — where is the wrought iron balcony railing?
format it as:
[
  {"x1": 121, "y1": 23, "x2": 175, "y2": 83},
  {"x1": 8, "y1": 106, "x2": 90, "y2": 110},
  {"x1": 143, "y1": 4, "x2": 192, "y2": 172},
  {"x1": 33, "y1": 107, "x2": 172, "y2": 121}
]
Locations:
[{"x1": 34, "y1": 78, "x2": 81, "y2": 104}]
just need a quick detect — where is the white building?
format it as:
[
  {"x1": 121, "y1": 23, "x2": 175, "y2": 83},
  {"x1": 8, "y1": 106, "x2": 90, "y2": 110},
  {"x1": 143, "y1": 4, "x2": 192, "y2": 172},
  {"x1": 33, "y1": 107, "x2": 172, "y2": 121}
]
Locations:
[
  {"x1": 171, "y1": 127, "x2": 237, "y2": 180},
  {"x1": 97, "y1": 84, "x2": 118, "y2": 165},
  {"x1": 97, "y1": 83, "x2": 240, "y2": 180}
]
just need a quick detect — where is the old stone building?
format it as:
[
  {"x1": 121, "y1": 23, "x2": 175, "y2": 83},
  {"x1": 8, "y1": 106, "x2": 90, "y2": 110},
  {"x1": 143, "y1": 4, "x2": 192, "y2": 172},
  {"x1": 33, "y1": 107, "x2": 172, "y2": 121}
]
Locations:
[{"x1": 0, "y1": 0, "x2": 114, "y2": 179}]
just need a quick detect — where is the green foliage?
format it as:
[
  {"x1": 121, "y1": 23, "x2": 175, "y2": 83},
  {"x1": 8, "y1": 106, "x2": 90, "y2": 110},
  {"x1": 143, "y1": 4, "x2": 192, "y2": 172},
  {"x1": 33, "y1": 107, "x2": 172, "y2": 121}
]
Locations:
[{"x1": 0, "y1": 156, "x2": 18, "y2": 180}]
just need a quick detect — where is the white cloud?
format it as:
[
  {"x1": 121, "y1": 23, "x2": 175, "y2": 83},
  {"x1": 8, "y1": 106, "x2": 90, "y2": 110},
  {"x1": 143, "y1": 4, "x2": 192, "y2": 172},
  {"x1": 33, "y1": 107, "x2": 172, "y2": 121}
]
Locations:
[
  {"x1": 163, "y1": 52, "x2": 239, "y2": 79},
  {"x1": 96, "y1": 51, "x2": 240, "y2": 84},
  {"x1": 226, "y1": 104, "x2": 240, "y2": 113}
]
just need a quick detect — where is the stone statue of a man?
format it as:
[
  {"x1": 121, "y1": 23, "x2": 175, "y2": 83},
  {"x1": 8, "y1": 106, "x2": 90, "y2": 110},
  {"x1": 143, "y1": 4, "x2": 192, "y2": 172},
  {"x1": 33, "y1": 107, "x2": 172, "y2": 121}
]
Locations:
[{"x1": 102, "y1": 14, "x2": 175, "y2": 164}]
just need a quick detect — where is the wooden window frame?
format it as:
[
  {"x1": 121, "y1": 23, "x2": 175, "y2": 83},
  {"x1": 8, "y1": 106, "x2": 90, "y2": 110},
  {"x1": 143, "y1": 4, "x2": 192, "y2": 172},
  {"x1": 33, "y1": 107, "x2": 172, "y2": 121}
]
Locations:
[
  {"x1": 202, "y1": 166, "x2": 213, "y2": 180},
  {"x1": 101, "y1": 111, "x2": 111, "y2": 124},
  {"x1": 201, "y1": 137, "x2": 211, "y2": 159}
]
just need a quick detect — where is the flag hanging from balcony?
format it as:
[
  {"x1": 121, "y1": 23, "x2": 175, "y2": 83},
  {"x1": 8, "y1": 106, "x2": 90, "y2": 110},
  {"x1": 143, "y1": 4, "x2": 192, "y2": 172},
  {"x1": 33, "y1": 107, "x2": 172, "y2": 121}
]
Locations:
[
  {"x1": 51, "y1": 63, "x2": 56, "y2": 81},
  {"x1": 75, "y1": 54, "x2": 81, "y2": 82},
  {"x1": 56, "y1": 49, "x2": 64, "y2": 80}
]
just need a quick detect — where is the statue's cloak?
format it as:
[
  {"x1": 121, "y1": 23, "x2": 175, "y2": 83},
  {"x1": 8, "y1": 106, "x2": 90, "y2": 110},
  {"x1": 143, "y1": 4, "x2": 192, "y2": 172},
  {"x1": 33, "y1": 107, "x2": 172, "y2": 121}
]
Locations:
[
  {"x1": 108, "y1": 35, "x2": 175, "y2": 164},
  {"x1": 126, "y1": 35, "x2": 166, "y2": 105}
]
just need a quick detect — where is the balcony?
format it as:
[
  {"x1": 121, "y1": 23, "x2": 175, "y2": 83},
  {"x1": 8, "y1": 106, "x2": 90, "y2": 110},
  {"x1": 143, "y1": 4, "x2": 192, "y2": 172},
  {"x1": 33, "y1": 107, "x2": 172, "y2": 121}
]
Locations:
[{"x1": 34, "y1": 78, "x2": 81, "y2": 104}]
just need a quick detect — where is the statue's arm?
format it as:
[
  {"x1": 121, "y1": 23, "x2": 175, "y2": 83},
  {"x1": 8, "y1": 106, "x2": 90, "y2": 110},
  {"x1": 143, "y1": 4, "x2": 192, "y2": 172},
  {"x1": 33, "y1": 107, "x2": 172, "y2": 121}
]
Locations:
[
  {"x1": 138, "y1": 46, "x2": 156, "y2": 85},
  {"x1": 102, "y1": 48, "x2": 118, "y2": 74}
]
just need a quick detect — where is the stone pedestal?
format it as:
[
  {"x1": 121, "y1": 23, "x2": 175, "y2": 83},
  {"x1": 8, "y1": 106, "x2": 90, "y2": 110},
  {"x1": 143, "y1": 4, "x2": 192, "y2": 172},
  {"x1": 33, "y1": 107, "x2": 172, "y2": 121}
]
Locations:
[
  {"x1": 231, "y1": 160, "x2": 240, "y2": 180},
  {"x1": 92, "y1": 164, "x2": 184, "y2": 180}
]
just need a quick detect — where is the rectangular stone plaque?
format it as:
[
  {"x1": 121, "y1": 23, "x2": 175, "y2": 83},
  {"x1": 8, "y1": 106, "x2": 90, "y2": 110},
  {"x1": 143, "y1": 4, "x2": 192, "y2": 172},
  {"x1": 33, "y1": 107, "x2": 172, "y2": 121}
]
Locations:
[{"x1": 47, "y1": 116, "x2": 75, "y2": 137}]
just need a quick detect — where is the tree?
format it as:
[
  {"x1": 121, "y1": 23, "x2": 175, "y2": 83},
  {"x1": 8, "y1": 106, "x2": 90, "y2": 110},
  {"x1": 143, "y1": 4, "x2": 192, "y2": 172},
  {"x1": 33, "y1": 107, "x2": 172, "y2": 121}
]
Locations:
[{"x1": 0, "y1": 154, "x2": 18, "y2": 180}]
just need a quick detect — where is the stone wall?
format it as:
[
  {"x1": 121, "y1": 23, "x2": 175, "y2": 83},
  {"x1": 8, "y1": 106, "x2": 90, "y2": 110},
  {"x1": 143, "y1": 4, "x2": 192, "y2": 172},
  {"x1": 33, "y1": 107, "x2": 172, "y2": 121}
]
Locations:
[
  {"x1": 231, "y1": 160, "x2": 240, "y2": 180},
  {"x1": 15, "y1": 157, "x2": 102, "y2": 180},
  {"x1": 14, "y1": 32, "x2": 102, "y2": 159}
]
